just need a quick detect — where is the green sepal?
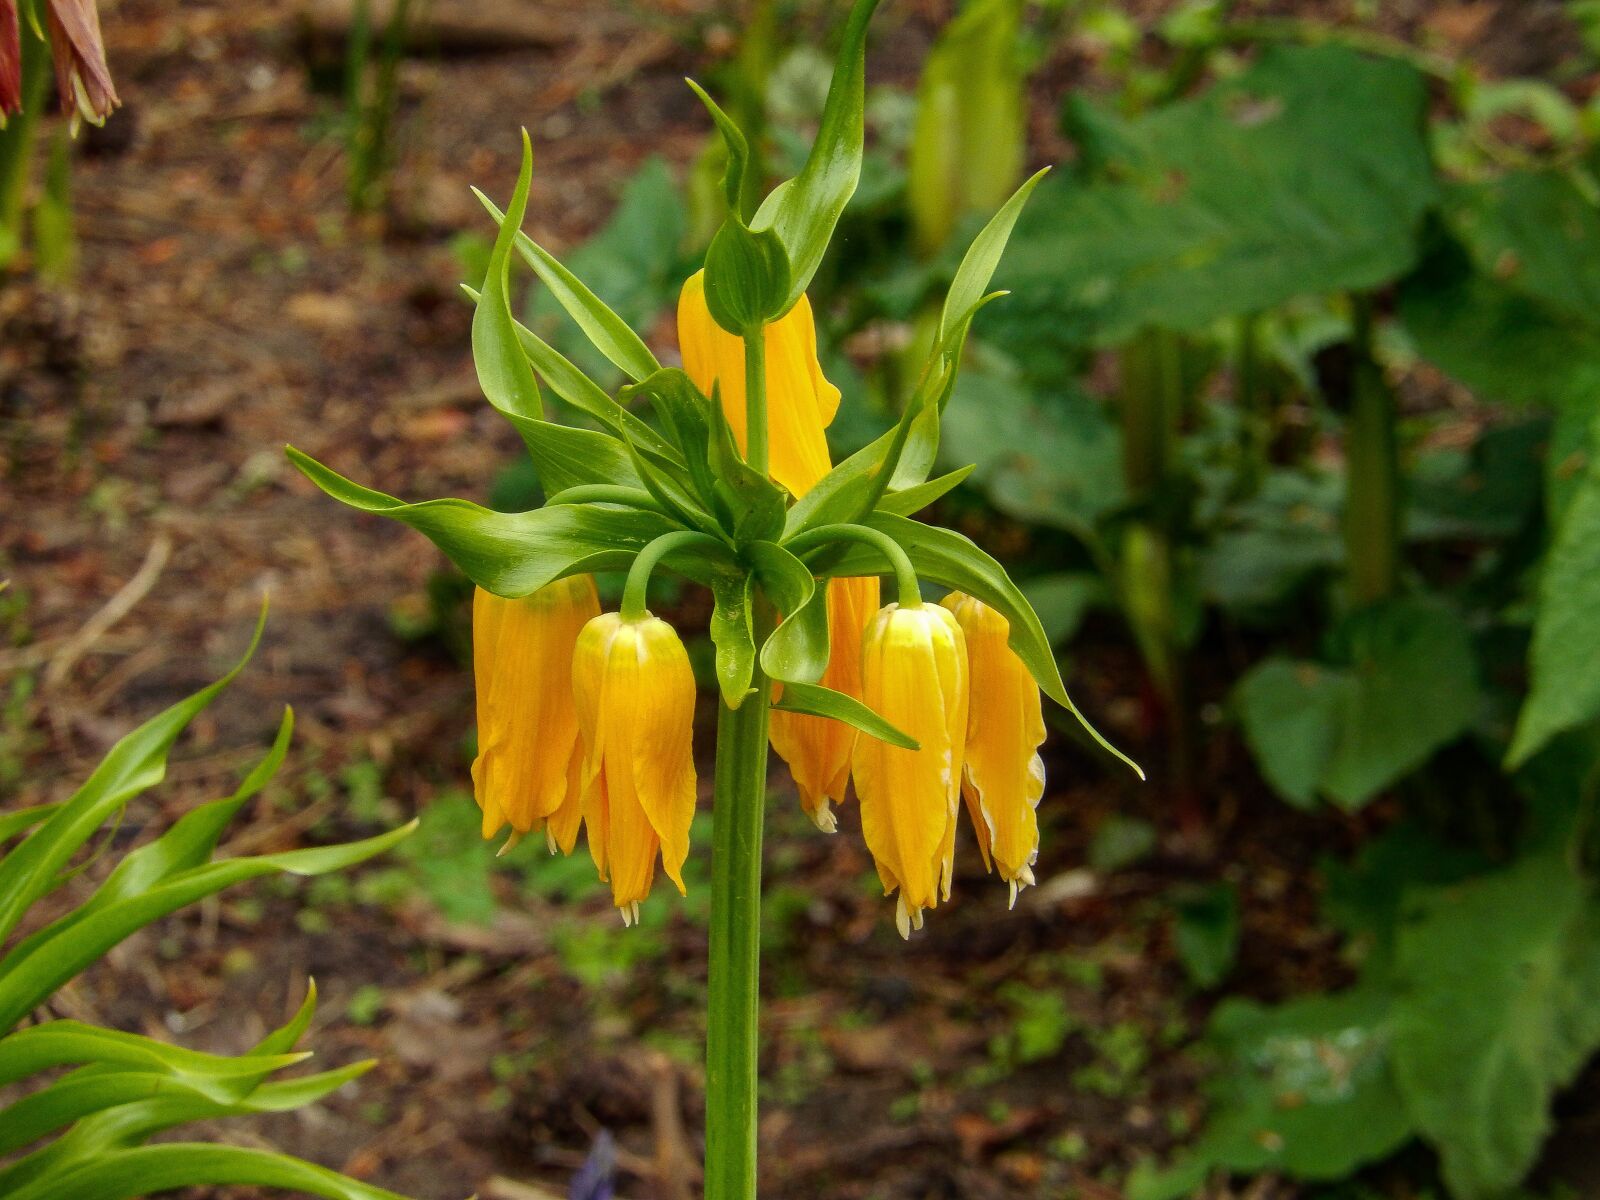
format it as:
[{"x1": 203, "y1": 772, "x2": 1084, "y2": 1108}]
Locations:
[
  {"x1": 773, "y1": 682, "x2": 917, "y2": 750},
  {"x1": 747, "y1": 541, "x2": 828, "y2": 684},
  {"x1": 474, "y1": 190, "x2": 662, "y2": 383},
  {"x1": 703, "y1": 218, "x2": 792, "y2": 334},
  {"x1": 709, "y1": 574, "x2": 757, "y2": 709},
  {"x1": 823, "y1": 512, "x2": 1143, "y2": 778},
  {"x1": 286, "y1": 446, "x2": 741, "y2": 593},
  {"x1": 471, "y1": 129, "x2": 542, "y2": 423},
  {"x1": 751, "y1": 0, "x2": 882, "y2": 313}
]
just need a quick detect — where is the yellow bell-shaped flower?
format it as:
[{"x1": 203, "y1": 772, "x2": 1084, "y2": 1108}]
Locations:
[
  {"x1": 676, "y1": 269, "x2": 840, "y2": 498},
  {"x1": 852, "y1": 602, "x2": 969, "y2": 938},
  {"x1": 470, "y1": 577, "x2": 599, "y2": 851},
  {"x1": 941, "y1": 592, "x2": 1045, "y2": 906},
  {"x1": 572, "y1": 610, "x2": 699, "y2": 924},
  {"x1": 770, "y1": 574, "x2": 880, "y2": 832}
]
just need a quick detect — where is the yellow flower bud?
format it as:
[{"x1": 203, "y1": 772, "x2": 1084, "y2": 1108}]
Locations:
[
  {"x1": 471, "y1": 577, "x2": 599, "y2": 852},
  {"x1": 676, "y1": 269, "x2": 840, "y2": 498},
  {"x1": 852, "y1": 602, "x2": 969, "y2": 938},
  {"x1": 941, "y1": 592, "x2": 1045, "y2": 906},
  {"x1": 572, "y1": 611, "x2": 699, "y2": 924},
  {"x1": 770, "y1": 575, "x2": 881, "y2": 832}
]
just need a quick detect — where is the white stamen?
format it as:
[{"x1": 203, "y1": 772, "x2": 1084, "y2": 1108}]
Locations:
[
  {"x1": 895, "y1": 894, "x2": 912, "y2": 940},
  {"x1": 812, "y1": 805, "x2": 838, "y2": 834},
  {"x1": 545, "y1": 828, "x2": 558, "y2": 855},
  {"x1": 496, "y1": 830, "x2": 524, "y2": 858},
  {"x1": 1008, "y1": 879, "x2": 1019, "y2": 910}
]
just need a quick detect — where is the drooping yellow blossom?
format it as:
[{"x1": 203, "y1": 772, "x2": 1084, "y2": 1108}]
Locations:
[
  {"x1": 572, "y1": 611, "x2": 699, "y2": 924},
  {"x1": 676, "y1": 269, "x2": 841, "y2": 498},
  {"x1": 941, "y1": 592, "x2": 1046, "y2": 906},
  {"x1": 770, "y1": 575, "x2": 880, "y2": 832},
  {"x1": 471, "y1": 578, "x2": 599, "y2": 851},
  {"x1": 852, "y1": 602, "x2": 969, "y2": 938}
]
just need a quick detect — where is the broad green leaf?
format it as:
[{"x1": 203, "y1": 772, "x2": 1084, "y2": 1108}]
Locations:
[
  {"x1": 1509, "y1": 414, "x2": 1600, "y2": 766},
  {"x1": 471, "y1": 129, "x2": 542, "y2": 422},
  {"x1": 1319, "y1": 600, "x2": 1481, "y2": 809},
  {"x1": 1233, "y1": 658, "x2": 1351, "y2": 809},
  {"x1": 518, "y1": 419, "x2": 642, "y2": 497},
  {"x1": 773, "y1": 681, "x2": 916, "y2": 750},
  {"x1": 1127, "y1": 985, "x2": 1412, "y2": 1200},
  {"x1": 908, "y1": 0, "x2": 1027, "y2": 256},
  {"x1": 752, "y1": 0, "x2": 881, "y2": 312},
  {"x1": 709, "y1": 574, "x2": 756, "y2": 709},
  {"x1": 1000, "y1": 44, "x2": 1437, "y2": 345},
  {"x1": 1172, "y1": 881, "x2": 1239, "y2": 990},
  {"x1": 0, "y1": 606, "x2": 265, "y2": 947},
  {"x1": 1390, "y1": 850, "x2": 1600, "y2": 1199},
  {"x1": 7, "y1": 1143, "x2": 409, "y2": 1200},
  {"x1": 286, "y1": 446, "x2": 712, "y2": 594},
  {"x1": 825, "y1": 512, "x2": 1142, "y2": 778},
  {"x1": 0, "y1": 823, "x2": 415, "y2": 1033},
  {"x1": 475, "y1": 190, "x2": 662, "y2": 384}
]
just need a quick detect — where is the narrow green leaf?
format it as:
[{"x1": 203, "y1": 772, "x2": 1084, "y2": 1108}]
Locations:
[
  {"x1": 774, "y1": 681, "x2": 917, "y2": 750},
  {"x1": 0, "y1": 823, "x2": 415, "y2": 1033},
  {"x1": 0, "y1": 604, "x2": 266, "y2": 947},
  {"x1": 475, "y1": 190, "x2": 661, "y2": 383},
  {"x1": 940, "y1": 168, "x2": 1047, "y2": 343},
  {"x1": 686, "y1": 77, "x2": 749, "y2": 217},
  {"x1": 751, "y1": 0, "x2": 881, "y2": 311},
  {"x1": 471, "y1": 129, "x2": 542, "y2": 421},
  {"x1": 876, "y1": 465, "x2": 974, "y2": 516},
  {"x1": 286, "y1": 446, "x2": 697, "y2": 594},
  {"x1": 709, "y1": 574, "x2": 756, "y2": 708},
  {"x1": 0, "y1": 1023, "x2": 308, "y2": 1091},
  {"x1": 7, "y1": 1143, "x2": 410, "y2": 1200},
  {"x1": 0, "y1": 805, "x2": 59, "y2": 845}
]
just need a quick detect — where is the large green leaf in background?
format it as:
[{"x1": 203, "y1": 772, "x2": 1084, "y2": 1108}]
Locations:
[
  {"x1": 1390, "y1": 849, "x2": 1600, "y2": 1200},
  {"x1": 1235, "y1": 599, "x2": 1482, "y2": 810},
  {"x1": 996, "y1": 43, "x2": 1437, "y2": 347},
  {"x1": 1127, "y1": 985, "x2": 1413, "y2": 1200}
]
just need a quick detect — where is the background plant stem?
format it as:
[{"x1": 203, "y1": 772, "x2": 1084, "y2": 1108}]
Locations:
[
  {"x1": 1344, "y1": 294, "x2": 1401, "y2": 606},
  {"x1": 704, "y1": 651, "x2": 770, "y2": 1200}
]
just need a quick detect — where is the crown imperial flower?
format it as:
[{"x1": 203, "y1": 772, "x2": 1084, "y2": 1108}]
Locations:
[
  {"x1": 941, "y1": 591, "x2": 1046, "y2": 905},
  {"x1": 572, "y1": 610, "x2": 699, "y2": 924},
  {"x1": 677, "y1": 268, "x2": 840, "y2": 498},
  {"x1": 471, "y1": 578, "x2": 599, "y2": 853},
  {"x1": 852, "y1": 601, "x2": 970, "y2": 938}
]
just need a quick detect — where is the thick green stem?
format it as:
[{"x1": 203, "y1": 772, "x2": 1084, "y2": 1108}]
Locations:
[
  {"x1": 705, "y1": 649, "x2": 770, "y2": 1200},
  {"x1": 787, "y1": 523, "x2": 921, "y2": 608},
  {"x1": 0, "y1": 28, "x2": 51, "y2": 269},
  {"x1": 1344, "y1": 297, "x2": 1400, "y2": 606},
  {"x1": 743, "y1": 327, "x2": 768, "y2": 477},
  {"x1": 621, "y1": 530, "x2": 719, "y2": 621}
]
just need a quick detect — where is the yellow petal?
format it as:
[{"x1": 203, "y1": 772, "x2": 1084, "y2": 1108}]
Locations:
[
  {"x1": 471, "y1": 578, "x2": 598, "y2": 838},
  {"x1": 769, "y1": 575, "x2": 880, "y2": 831},
  {"x1": 677, "y1": 269, "x2": 840, "y2": 497},
  {"x1": 852, "y1": 603, "x2": 968, "y2": 928},
  {"x1": 942, "y1": 593, "x2": 1045, "y2": 893},
  {"x1": 627, "y1": 617, "x2": 699, "y2": 894}
]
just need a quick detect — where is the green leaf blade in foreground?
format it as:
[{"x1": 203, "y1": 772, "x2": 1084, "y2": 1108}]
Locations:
[
  {"x1": 287, "y1": 446, "x2": 698, "y2": 594},
  {"x1": 6, "y1": 1143, "x2": 410, "y2": 1200},
  {"x1": 824, "y1": 512, "x2": 1141, "y2": 778},
  {"x1": 0, "y1": 606, "x2": 265, "y2": 947},
  {"x1": 773, "y1": 682, "x2": 916, "y2": 750}
]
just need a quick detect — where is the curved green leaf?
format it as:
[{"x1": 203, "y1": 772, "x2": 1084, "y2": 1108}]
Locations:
[
  {"x1": 773, "y1": 682, "x2": 916, "y2": 750},
  {"x1": 474, "y1": 190, "x2": 661, "y2": 383},
  {"x1": 287, "y1": 446, "x2": 691, "y2": 594},
  {"x1": 709, "y1": 574, "x2": 756, "y2": 709},
  {"x1": 9, "y1": 1143, "x2": 410, "y2": 1200},
  {"x1": 0, "y1": 1023, "x2": 308, "y2": 1091},
  {"x1": 471, "y1": 128, "x2": 542, "y2": 422},
  {"x1": 747, "y1": 541, "x2": 826, "y2": 684},
  {"x1": 0, "y1": 805, "x2": 59, "y2": 846},
  {"x1": 877, "y1": 465, "x2": 974, "y2": 517},
  {"x1": 0, "y1": 605, "x2": 266, "y2": 947}
]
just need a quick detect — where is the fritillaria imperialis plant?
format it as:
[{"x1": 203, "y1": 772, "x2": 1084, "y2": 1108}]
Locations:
[{"x1": 288, "y1": 0, "x2": 1140, "y2": 1192}]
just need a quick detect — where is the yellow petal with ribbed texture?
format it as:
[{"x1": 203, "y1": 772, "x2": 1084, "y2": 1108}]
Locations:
[
  {"x1": 852, "y1": 603, "x2": 968, "y2": 935},
  {"x1": 942, "y1": 592, "x2": 1045, "y2": 901},
  {"x1": 677, "y1": 269, "x2": 840, "y2": 497},
  {"x1": 471, "y1": 577, "x2": 598, "y2": 842},
  {"x1": 572, "y1": 611, "x2": 698, "y2": 916},
  {"x1": 770, "y1": 574, "x2": 880, "y2": 831}
]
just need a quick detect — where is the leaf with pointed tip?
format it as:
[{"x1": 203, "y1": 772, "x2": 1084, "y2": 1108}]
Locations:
[
  {"x1": 472, "y1": 130, "x2": 542, "y2": 422},
  {"x1": 747, "y1": 541, "x2": 826, "y2": 684},
  {"x1": 877, "y1": 465, "x2": 974, "y2": 516},
  {"x1": 709, "y1": 574, "x2": 756, "y2": 709},
  {"x1": 774, "y1": 682, "x2": 917, "y2": 750}
]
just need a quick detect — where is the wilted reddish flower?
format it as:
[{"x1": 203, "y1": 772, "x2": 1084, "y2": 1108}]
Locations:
[
  {"x1": 1, "y1": 0, "x2": 21, "y2": 122},
  {"x1": 45, "y1": 0, "x2": 118, "y2": 129}
]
